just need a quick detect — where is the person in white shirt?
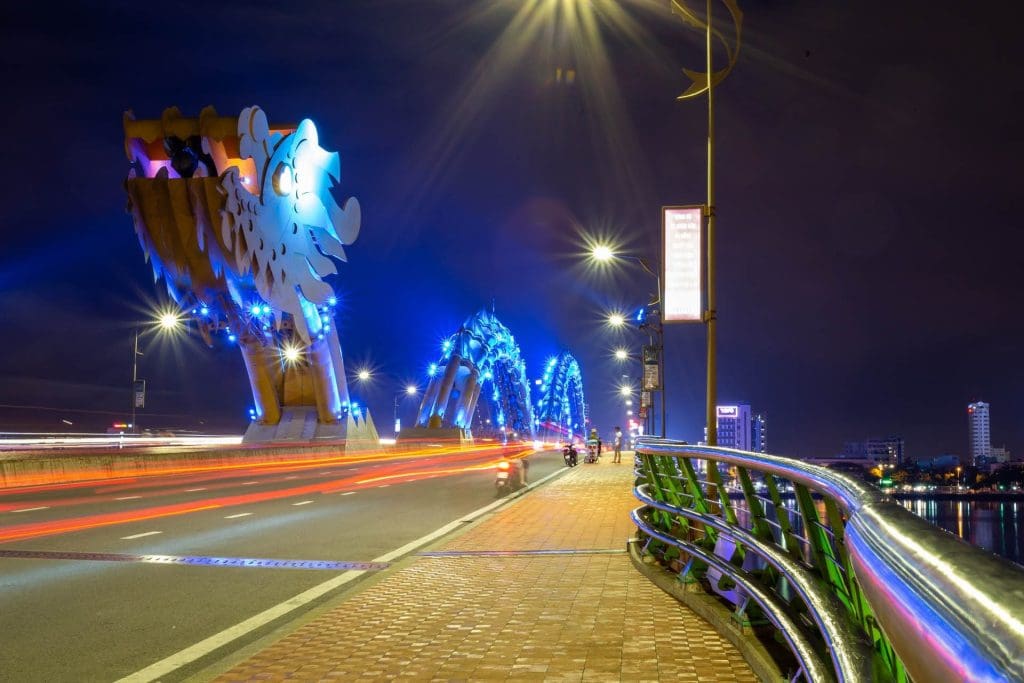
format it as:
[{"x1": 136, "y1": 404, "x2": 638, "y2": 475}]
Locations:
[{"x1": 613, "y1": 427, "x2": 623, "y2": 463}]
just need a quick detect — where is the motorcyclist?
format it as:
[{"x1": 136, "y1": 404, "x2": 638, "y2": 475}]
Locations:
[
  {"x1": 563, "y1": 439, "x2": 578, "y2": 466},
  {"x1": 496, "y1": 457, "x2": 528, "y2": 490}
]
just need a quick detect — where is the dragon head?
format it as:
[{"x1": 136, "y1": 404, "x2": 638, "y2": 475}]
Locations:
[{"x1": 221, "y1": 106, "x2": 361, "y2": 342}]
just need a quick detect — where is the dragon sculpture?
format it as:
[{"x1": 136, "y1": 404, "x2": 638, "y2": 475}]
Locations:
[{"x1": 124, "y1": 106, "x2": 367, "y2": 443}]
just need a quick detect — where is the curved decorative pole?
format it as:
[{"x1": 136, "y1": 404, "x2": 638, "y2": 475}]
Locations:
[{"x1": 671, "y1": 0, "x2": 742, "y2": 446}]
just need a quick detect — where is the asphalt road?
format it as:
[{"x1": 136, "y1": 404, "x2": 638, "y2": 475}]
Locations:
[{"x1": 0, "y1": 445, "x2": 568, "y2": 682}]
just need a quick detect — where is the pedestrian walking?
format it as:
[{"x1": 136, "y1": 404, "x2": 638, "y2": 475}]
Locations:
[{"x1": 613, "y1": 426, "x2": 623, "y2": 463}]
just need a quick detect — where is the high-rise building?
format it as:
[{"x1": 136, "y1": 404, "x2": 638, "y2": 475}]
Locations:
[
  {"x1": 752, "y1": 413, "x2": 767, "y2": 453},
  {"x1": 716, "y1": 404, "x2": 752, "y2": 451},
  {"x1": 967, "y1": 401, "x2": 991, "y2": 465}
]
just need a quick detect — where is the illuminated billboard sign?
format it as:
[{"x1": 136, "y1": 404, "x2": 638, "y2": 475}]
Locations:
[
  {"x1": 662, "y1": 206, "x2": 704, "y2": 323},
  {"x1": 717, "y1": 406, "x2": 738, "y2": 417}
]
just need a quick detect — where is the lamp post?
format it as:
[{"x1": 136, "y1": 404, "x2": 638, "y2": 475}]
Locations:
[
  {"x1": 130, "y1": 310, "x2": 184, "y2": 434},
  {"x1": 670, "y1": 0, "x2": 743, "y2": 445},
  {"x1": 613, "y1": 347, "x2": 651, "y2": 435},
  {"x1": 394, "y1": 384, "x2": 418, "y2": 436},
  {"x1": 591, "y1": 244, "x2": 665, "y2": 437},
  {"x1": 605, "y1": 307, "x2": 665, "y2": 437},
  {"x1": 130, "y1": 329, "x2": 142, "y2": 434},
  {"x1": 347, "y1": 367, "x2": 375, "y2": 421}
]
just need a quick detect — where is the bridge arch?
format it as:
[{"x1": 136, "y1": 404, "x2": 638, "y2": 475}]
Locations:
[
  {"x1": 533, "y1": 352, "x2": 586, "y2": 442},
  {"x1": 415, "y1": 310, "x2": 534, "y2": 437}
]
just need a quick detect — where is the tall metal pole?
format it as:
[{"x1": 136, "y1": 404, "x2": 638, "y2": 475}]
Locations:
[
  {"x1": 131, "y1": 329, "x2": 139, "y2": 435},
  {"x1": 658, "y1": 322, "x2": 666, "y2": 437},
  {"x1": 704, "y1": 0, "x2": 718, "y2": 446},
  {"x1": 637, "y1": 257, "x2": 667, "y2": 439}
]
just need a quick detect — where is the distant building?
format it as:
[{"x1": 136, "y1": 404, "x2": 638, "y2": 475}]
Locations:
[
  {"x1": 991, "y1": 445, "x2": 1011, "y2": 464},
  {"x1": 837, "y1": 436, "x2": 904, "y2": 467},
  {"x1": 752, "y1": 413, "x2": 767, "y2": 453},
  {"x1": 968, "y1": 401, "x2": 992, "y2": 465},
  {"x1": 866, "y1": 437, "x2": 905, "y2": 467},
  {"x1": 716, "y1": 404, "x2": 752, "y2": 450}
]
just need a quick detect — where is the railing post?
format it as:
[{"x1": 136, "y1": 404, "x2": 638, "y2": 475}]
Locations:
[
  {"x1": 763, "y1": 474, "x2": 801, "y2": 561},
  {"x1": 793, "y1": 484, "x2": 849, "y2": 606}
]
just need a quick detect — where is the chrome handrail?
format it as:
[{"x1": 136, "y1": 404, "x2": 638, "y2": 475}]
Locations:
[
  {"x1": 634, "y1": 489, "x2": 871, "y2": 681},
  {"x1": 633, "y1": 438, "x2": 1024, "y2": 683}
]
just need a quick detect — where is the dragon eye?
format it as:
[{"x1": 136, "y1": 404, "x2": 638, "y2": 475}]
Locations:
[{"x1": 272, "y1": 163, "x2": 294, "y2": 196}]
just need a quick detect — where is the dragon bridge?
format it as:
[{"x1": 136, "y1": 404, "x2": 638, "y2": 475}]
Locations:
[
  {"x1": 123, "y1": 106, "x2": 366, "y2": 443},
  {"x1": 408, "y1": 310, "x2": 588, "y2": 442}
]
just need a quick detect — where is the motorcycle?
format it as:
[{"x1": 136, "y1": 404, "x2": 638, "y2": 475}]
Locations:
[
  {"x1": 562, "y1": 442, "x2": 578, "y2": 467},
  {"x1": 495, "y1": 458, "x2": 526, "y2": 496}
]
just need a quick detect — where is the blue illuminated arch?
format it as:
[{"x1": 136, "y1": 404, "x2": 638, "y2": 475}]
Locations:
[
  {"x1": 415, "y1": 310, "x2": 534, "y2": 437},
  {"x1": 534, "y1": 352, "x2": 586, "y2": 441}
]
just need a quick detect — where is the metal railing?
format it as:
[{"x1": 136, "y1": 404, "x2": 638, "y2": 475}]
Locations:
[{"x1": 631, "y1": 438, "x2": 1024, "y2": 683}]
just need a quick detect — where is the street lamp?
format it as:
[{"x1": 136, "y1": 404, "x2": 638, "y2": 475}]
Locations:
[
  {"x1": 394, "y1": 384, "x2": 419, "y2": 435},
  {"x1": 602, "y1": 305, "x2": 665, "y2": 438},
  {"x1": 158, "y1": 311, "x2": 181, "y2": 331},
  {"x1": 671, "y1": 0, "x2": 743, "y2": 445},
  {"x1": 591, "y1": 244, "x2": 614, "y2": 262},
  {"x1": 280, "y1": 342, "x2": 304, "y2": 364},
  {"x1": 131, "y1": 309, "x2": 184, "y2": 434},
  {"x1": 589, "y1": 240, "x2": 666, "y2": 440},
  {"x1": 356, "y1": 368, "x2": 372, "y2": 382},
  {"x1": 619, "y1": 385, "x2": 632, "y2": 397}
]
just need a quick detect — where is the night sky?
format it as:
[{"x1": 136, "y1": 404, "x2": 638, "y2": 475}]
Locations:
[{"x1": 1, "y1": 1, "x2": 1021, "y2": 460}]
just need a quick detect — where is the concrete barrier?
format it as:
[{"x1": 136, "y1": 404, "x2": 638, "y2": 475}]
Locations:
[{"x1": 0, "y1": 443, "x2": 355, "y2": 489}]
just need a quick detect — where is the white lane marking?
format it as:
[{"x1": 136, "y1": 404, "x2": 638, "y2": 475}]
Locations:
[
  {"x1": 340, "y1": 492, "x2": 356, "y2": 496},
  {"x1": 11, "y1": 506, "x2": 50, "y2": 513},
  {"x1": 292, "y1": 500, "x2": 314, "y2": 506},
  {"x1": 116, "y1": 463, "x2": 568, "y2": 683},
  {"x1": 284, "y1": 475, "x2": 299, "y2": 480},
  {"x1": 224, "y1": 513, "x2": 253, "y2": 519},
  {"x1": 116, "y1": 496, "x2": 142, "y2": 501},
  {"x1": 377, "y1": 484, "x2": 390, "y2": 489},
  {"x1": 184, "y1": 488, "x2": 206, "y2": 492},
  {"x1": 121, "y1": 531, "x2": 162, "y2": 540},
  {"x1": 240, "y1": 481, "x2": 258, "y2": 486}
]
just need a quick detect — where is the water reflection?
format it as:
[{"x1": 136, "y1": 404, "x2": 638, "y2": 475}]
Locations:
[{"x1": 899, "y1": 498, "x2": 1024, "y2": 564}]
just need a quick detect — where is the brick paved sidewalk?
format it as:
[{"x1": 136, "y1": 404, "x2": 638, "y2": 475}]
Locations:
[{"x1": 215, "y1": 457, "x2": 757, "y2": 682}]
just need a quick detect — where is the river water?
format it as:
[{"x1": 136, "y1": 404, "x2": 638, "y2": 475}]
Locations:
[{"x1": 898, "y1": 498, "x2": 1024, "y2": 565}]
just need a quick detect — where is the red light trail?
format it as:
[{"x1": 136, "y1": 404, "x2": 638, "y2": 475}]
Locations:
[{"x1": 0, "y1": 445, "x2": 535, "y2": 544}]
